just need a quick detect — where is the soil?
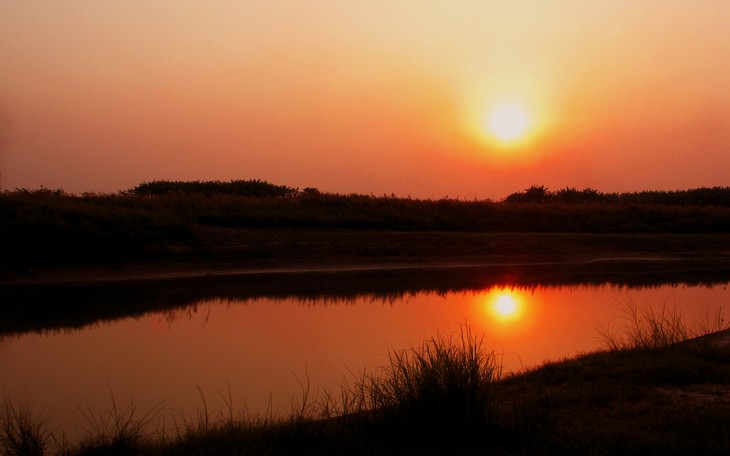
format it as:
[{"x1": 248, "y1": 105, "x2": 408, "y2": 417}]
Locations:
[
  {"x1": 2, "y1": 229, "x2": 730, "y2": 286},
  {"x1": 0, "y1": 227, "x2": 730, "y2": 286}
]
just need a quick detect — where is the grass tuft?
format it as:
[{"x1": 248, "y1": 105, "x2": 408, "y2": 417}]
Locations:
[
  {"x1": 69, "y1": 389, "x2": 165, "y2": 455},
  {"x1": 0, "y1": 401, "x2": 51, "y2": 456},
  {"x1": 356, "y1": 323, "x2": 502, "y2": 442},
  {"x1": 598, "y1": 299, "x2": 729, "y2": 350}
]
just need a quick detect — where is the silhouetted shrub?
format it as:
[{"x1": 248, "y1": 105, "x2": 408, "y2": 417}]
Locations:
[
  {"x1": 506, "y1": 185, "x2": 730, "y2": 207},
  {"x1": 129, "y1": 179, "x2": 298, "y2": 198}
]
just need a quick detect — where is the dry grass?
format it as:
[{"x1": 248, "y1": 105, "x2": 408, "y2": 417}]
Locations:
[
  {"x1": 360, "y1": 324, "x2": 501, "y2": 431},
  {"x1": 598, "y1": 299, "x2": 730, "y2": 350},
  {"x1": 0, "y1": 401, "x2": 51, "y2": 456},
  {"x1": 59, "y1": 390, "x2": 165, "y2": 455}
]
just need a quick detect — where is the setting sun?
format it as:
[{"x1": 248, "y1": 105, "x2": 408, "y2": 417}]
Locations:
[
  {"x1": 487, "y1": 104, "x2": 531, "y2": 143},
  {"x1": 464, "y1": 83, "x2": 550, "y2": 160}
]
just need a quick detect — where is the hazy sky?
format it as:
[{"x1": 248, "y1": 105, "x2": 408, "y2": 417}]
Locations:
[{"x1": 2, "y1": 1, "x2": 728, "y2": 198}]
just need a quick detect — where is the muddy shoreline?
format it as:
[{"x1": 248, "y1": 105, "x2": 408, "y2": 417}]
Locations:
[{"x1": 2, "y1": 230, "x2": 730, "y2": 287}]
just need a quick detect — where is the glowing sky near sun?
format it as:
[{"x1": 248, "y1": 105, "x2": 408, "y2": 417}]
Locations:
[{"x1": 1, "y1": 1, "x2": 728, "y2": 198}]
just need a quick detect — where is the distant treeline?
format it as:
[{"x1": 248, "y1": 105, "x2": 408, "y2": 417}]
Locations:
[
  {"x1": 128, "y1": 179, "x2": 305, "y2": 198},
  {"x1": 2, "y1": 180, "x2": 730, "y2": 266},
  {"x1": 129, "y1": 180, "x2": 730, "y2": 207},
  {"x1": 506, "y1": 185, "x2": 730, "y2": 206}
]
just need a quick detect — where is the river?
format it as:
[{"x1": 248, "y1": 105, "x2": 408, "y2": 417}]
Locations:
[{"x1": 1, "y1": 269, "x2": 729, "y2": 441}]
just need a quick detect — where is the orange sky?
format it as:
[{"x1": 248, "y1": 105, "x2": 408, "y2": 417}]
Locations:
[{"x1": 1, "y1": 1, "x2": 728, "y2": 199}]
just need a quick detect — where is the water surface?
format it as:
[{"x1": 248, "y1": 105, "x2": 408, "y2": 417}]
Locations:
[{"x1": 1, "y1": 277, "x2": 729, "y2": 441}]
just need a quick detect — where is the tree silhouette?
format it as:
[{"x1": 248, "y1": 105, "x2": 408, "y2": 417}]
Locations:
[{"x1": 506, "y1": 185, "x2": 550, "y2": 203}]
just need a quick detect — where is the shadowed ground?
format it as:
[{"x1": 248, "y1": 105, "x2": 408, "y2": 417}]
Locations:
[{"x1": 2, "y1": 229, "x2": 729, "y2": 285}]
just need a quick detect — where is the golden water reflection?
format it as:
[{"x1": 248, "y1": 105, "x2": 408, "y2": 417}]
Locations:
[{"x1": 484, "y1": 289, "x2": 528, "y2": 324}]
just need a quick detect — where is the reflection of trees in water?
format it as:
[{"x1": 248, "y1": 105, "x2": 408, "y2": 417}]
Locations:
[
  {"x1": 161, "y1": 302, "x2": 211, "y2": 329},
  {"x1": 1, "y1": 261, "x2": 729, "y2": 338}
]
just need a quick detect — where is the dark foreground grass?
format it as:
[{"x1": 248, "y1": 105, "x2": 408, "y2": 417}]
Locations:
[
  {"x1": 4, "y1": 319, "x2": 730, "y2": 455},
  {"x1": 0, "y1": 402, "x2": 51, "y2": 456}
]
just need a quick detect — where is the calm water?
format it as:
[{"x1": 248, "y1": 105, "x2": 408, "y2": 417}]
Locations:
[{"x1": 2, "y1": 279, "x2": 729, "y2": 440}]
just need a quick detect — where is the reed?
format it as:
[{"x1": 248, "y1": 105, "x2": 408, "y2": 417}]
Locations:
[
  {"x1": 598, "y1": 299, "x2": 730, "y2": 350},
  {"x1": 62, "y1": 390, "x2": 165, "y2": 455},
  {"x1": 358, "y1": 324, "x2": 501, "y2": 436},
  {"x1": 0, "y1": 401, "x2": 50, "y2": 456}
]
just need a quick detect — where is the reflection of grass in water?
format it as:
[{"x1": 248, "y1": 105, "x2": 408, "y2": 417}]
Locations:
[{"x1": 4, "y1": 319, "x2": 730, "y2": 455}]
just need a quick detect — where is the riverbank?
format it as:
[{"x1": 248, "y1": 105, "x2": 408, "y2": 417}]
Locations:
[
  {"x1": 3, "y1": 230, "x2": 729, "y2": 340},
  {"x1": 2, "y1": 229, "x2": 730, "y2": 286}
]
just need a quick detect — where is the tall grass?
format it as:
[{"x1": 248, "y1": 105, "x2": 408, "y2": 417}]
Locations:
[
  {"x1": 287, "y1": 324, "x2": 503, "y2": 431},
  {"x1": 599, "y1": 299, "x2": 729, "y2": 350},
  {"x1": 67, "y1": 392, "x2": 165, "y2": 455},
  {"x1": 0, "y1": 401, "x2": 51, "y2": 456},
  {"x1": 359, "y1": 324, "x2": 502, "y2": 435}
]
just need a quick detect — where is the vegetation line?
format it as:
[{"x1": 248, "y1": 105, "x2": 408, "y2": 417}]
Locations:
[{"x1": 2, "y1": 181, "x2": 730, "y2": 268}]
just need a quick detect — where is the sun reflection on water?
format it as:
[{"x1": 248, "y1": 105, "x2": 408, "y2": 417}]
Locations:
[{"x1": 486, "y1": 290, "x2": 526, "y2": 323}]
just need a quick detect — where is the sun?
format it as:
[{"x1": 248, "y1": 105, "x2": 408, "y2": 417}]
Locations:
[
  {"x1": 486, "y1": 103, "x2": 531, "y2": 144},
  {"x1": 463, "y1": 82, "x2": 554, "y2": 161}
]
